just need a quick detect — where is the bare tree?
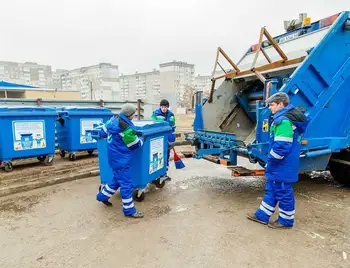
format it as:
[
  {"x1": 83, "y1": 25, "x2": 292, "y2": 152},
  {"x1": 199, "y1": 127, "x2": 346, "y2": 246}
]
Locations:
[{"x1": 179, "y1": 86, "x2": 196, "y2": 109}]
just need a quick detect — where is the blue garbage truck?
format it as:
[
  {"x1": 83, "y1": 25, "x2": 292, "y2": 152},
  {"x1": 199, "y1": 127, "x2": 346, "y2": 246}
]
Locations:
[{"x1": 186, "y1": 11, "x2": 350, "y2": 184}]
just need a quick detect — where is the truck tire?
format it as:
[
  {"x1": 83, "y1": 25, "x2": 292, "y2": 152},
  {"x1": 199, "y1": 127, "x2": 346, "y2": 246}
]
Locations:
[{"x1": 329, "y1": 149, "x2": 350, "y2": 185}]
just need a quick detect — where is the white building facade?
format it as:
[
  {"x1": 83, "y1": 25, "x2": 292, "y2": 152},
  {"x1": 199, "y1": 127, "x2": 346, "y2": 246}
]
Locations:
[
  {"x1": 194, "y1": 75, "x2": 212, "y2": 93},
  {"x1": 159, "y1": 61, "x2": 195, "y2": 109},
  {"x1": 60, "y1": 63, "x2": 120, "y2": 100},
  {"x1": 0, "y1": 61, "x2": 53, "y2": 88},
  {"x1": 120, "y1": 69, "x2": 160, "y2": 103}
]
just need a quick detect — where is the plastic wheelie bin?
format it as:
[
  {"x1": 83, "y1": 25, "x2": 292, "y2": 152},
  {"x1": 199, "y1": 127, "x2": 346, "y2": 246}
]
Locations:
[
  {"x1": 0, "y1": 107, "x2": 57, "y2": 172},
  {"x1": 56, "y1": 107, "x2": 113, "y2": 161},
  {"x1": 93, "y1": 120, "x2": 173, "y2": 202}
]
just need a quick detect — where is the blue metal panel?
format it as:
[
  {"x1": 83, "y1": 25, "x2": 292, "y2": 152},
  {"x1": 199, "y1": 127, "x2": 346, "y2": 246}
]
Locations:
[
  {"x1": 193, "y1": 104, "x2": 204, "y2": 131},
  {"x1": 0, "y1": 107, "x2": 57, "y2": 162},
  {"x1": 96, "y1": 120, "x2": 172, "y2": 190},
  {"x1": 56, "y1": 108, "x2": 113, "y2": 153},
  {"x1": 253, "y1": 11, "x2": 350, "y2": 171},
  {"x1": 245, "y1": 13, "x2": 341, "y2": 54},
  {"x1": 189, "y1": 11, "x2": 350, "y2": 173}
]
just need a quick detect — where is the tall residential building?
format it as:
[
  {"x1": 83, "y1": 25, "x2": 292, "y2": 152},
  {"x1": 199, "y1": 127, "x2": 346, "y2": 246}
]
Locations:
[
  {"x1": 159, "y1": 61, "x2": 195, "y2": 109},
  {"x1": 60, "y1": 63, "x2": 120, "y2": 100},
  {"x1": 51, "y1": 69, "x2": 68, "y2": 89},
  {"x1": 194, "y1": 75, "x2": 212, "y2": 92},
  {"x1": 0, "y1": 61, "x2": 52, "y2": 88},
  {"x1": 120, "y1": 69, "x2": 160, "y2": 103}
]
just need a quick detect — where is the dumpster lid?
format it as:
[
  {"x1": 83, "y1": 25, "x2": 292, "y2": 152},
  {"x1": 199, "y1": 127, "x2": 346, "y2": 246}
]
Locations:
[
  {"x1": 58, "y1": 107, "x2": 113, "y2": 116},
  {"x1": 62, "y1": 107, "x2": 112, "y2": 111},
  {"x1": 133, "y1": 120, "x2": 173, "y2": 136},
  {"x1": 0, "y1": 106, "x2": 57, "y2": 113},
  {"x1": 0, "y1": 106, "x2": 56, "y2": 112}
]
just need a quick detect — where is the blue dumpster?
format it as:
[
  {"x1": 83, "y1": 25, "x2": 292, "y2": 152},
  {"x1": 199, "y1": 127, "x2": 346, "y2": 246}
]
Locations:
[
  {"x1": 0, "y1": 107, "x2": 57, "y2": 171},
  {"x1": 94, "y1": 120, "x2": 173, "y2": 201},
  {"x1": 56, "y1": 108, "x2": 113, "y2": 160}
]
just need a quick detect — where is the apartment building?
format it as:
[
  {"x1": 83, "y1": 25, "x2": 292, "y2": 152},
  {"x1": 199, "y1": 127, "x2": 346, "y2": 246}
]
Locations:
[
  {"x1": 0, "y1": 61, "x2": 52, "y2": 88},
  {"x1": 194, "y1": 74, "x2": 212, "y2": 93},
  {"x1": 60, "y1": 63, "x2": 120, "y2": 100},
  {"x1": 159, "y1": 61, "x2": 195, "y2": 109},
  {"x1": 120, "y1": 69, "x2": 160, "y2": 103}
]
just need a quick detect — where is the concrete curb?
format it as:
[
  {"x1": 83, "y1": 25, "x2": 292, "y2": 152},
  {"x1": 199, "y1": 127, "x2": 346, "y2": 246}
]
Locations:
[{"x1": 0, "y1": 169, "x2": 100, "y2": 198}]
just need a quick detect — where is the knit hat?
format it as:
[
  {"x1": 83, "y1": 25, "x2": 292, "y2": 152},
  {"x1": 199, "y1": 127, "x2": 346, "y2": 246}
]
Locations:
[
  {"x1": 160, "y1": 99, "x2": 170, "y2": 107},
  {"x1": 121, "y1": 103, "x2": 136, "y2": 117},
  {"x1": 265, "y1": 92, "x2": 290, "y2": 105}
]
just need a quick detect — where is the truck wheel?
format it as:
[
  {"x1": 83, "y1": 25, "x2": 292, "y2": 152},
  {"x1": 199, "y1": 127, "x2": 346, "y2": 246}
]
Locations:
[
  {"x1": 69, "y1": 153, "x2": 77, "y2": 161},
  {"x1": 60, "y1": 150, "x2": 66, "y2": 158},
  {"x1": 153, "y1": 178, "x2": 165, "y2": 188},
  {"x1": 329, "y1": 150, "x2": 350, "y2": 185},
  {"x1": 4, "y1": 162, "x2": 13, "y2": 172},
  {"x1": 133, "y1": 190, "x2": 145, "y2": 202}
]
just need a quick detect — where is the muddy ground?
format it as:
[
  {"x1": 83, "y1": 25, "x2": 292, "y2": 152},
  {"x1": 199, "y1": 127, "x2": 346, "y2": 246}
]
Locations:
[{"x1": 1, "y1": 158, "x2": 349, "y2": 268}]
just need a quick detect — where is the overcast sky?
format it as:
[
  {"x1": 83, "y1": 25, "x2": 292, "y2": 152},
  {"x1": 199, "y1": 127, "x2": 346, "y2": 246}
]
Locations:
[{"x1": 1, "y1": 0, "x2": 349, "y2": 75}]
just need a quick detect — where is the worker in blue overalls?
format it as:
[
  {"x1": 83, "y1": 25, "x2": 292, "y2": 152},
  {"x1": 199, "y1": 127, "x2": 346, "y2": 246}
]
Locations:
[
  {"x1": 151, "y1": 99, "x2": 176, "y2": 180},
  {"x1": 247, "y1": 92, "x2": 308, "y2": 229},
  {"x1": 96, "y1": 103, "x2": 144, "y2": 218}
]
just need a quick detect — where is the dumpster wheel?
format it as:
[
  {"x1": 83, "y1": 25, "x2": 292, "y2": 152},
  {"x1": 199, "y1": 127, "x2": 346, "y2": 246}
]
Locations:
[
  {"x1": 44, "y1": 156, "x2": 54, "y2": 166},
  {"x1": 37, "y1": 156, "x2": 46, "y2": 162},
  {"x1": 329, "y1": 150, "x2": 350, "y2": 185},
  {"x1": 153, "y1": 178, "x2": 166, "y2": 189},
  {"x1": 87, "y1": 150, "x2": 94, "y2": 155},
  {"x1": 60, "y1": 150, "x2": 66, "y2": 158},
  {"x1": 3, "y1": 162, "x2": 13, "y2": 172},
  {"x1": 133, "y1": 190, "x2": 145, "y2": 202},
  {"x1": 69, "y1": 153, "x2": 77, "y2": 161}
]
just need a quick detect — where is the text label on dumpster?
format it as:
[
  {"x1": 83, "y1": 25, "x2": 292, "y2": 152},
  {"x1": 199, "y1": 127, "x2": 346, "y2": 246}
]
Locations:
[
  {"x1": 149, "y1": 136, "x2": 164, "y2": 174},
  {"x1": 12, "y1": 120, "x2": 46, "y2": 151},
  {"x1": 80, "y1": 119, "x2": 103, "y2": 144}
]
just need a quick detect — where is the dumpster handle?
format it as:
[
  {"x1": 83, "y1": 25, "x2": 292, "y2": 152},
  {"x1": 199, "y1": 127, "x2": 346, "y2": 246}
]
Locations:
[
  {"x1": 58, "y1": 111, "x2": 70, "y2": 120},
  {"x1": 56, "y1": 117, "x2": 65, "y2": 126}
]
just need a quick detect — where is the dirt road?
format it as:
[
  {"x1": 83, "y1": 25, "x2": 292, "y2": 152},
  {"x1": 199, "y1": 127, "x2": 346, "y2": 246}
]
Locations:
[{"x1": 0, "y1": 158, "x2": 349, "y2": 268}]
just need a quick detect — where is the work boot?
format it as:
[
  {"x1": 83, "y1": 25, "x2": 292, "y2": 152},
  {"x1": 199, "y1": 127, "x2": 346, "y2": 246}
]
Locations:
[
  {"x1": 268, "y1": 220, "x2": 292, "y2": 229},
  {"x1": 126, "y1": 211, "x2": 144, "y2": 218},
  {"x1": 102, "y1": 200, "x2": 113, "y2": 206},
  {"x1": 246, "y1": 212, "x2": 268, "y2": 225}
]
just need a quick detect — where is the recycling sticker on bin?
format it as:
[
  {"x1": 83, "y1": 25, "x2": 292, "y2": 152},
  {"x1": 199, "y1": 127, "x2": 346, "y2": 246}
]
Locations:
[
  {"x1": 149, "y1": 136, "x2": 164, "y2": 174},
  {"x1": 12, "y1": 120, "x2": 46, "y2": 151},
  {"x1": 80, "y1": 119, "x2": 103, "y2": 144}
]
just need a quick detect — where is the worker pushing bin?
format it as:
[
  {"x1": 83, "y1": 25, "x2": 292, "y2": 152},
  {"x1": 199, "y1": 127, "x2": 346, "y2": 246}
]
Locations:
[
  {"x1": 56, "y1": 107, "x2": 113, "y2": 161},
  {"x1": 93, "y1": 120, "x2": 172, "y2": 201},
  {"x1": 0, "y1": 107, "x2": 57, "y2": 172}
]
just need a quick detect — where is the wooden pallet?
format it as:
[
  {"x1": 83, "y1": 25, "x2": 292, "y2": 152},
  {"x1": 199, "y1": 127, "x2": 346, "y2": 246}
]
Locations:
[{"x1": 227, "y1": 166, "x2": 265, "y2": 177}]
